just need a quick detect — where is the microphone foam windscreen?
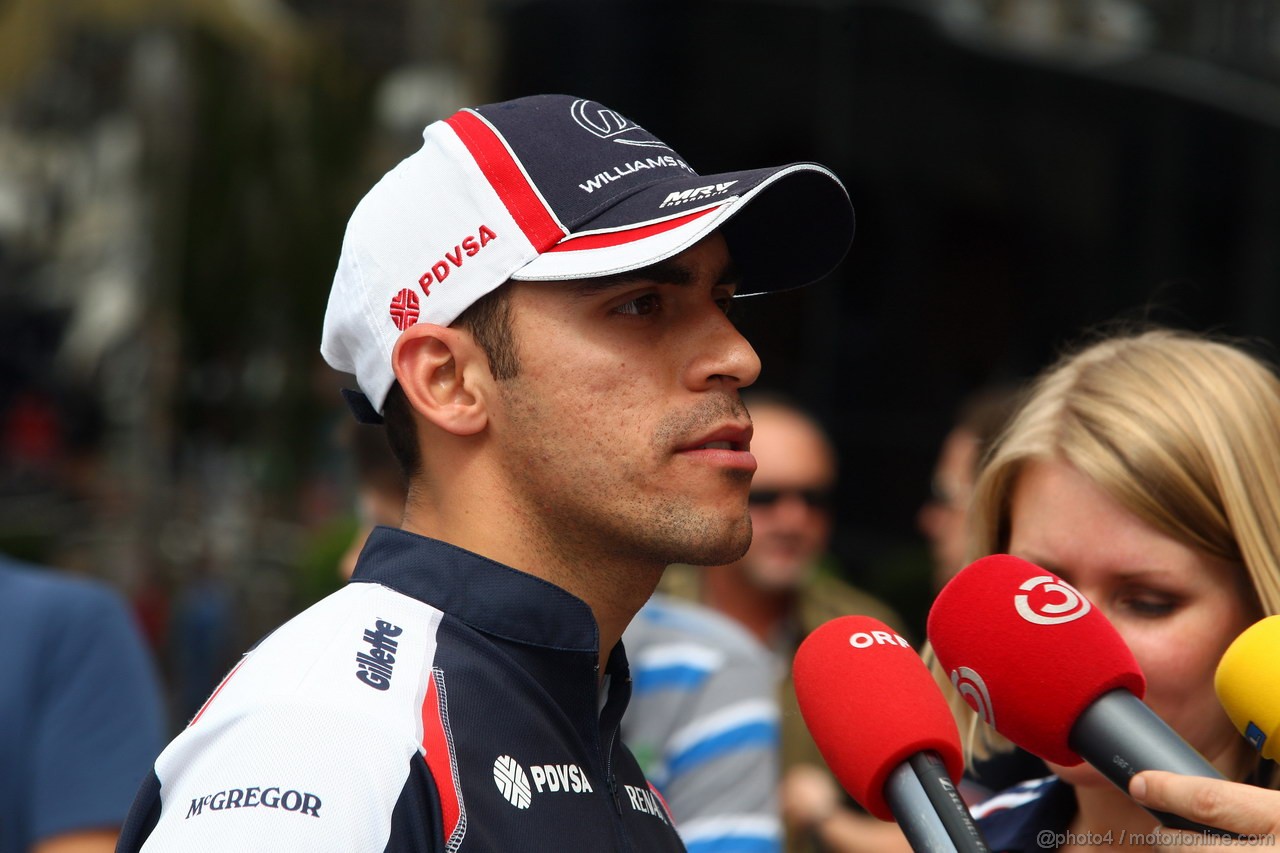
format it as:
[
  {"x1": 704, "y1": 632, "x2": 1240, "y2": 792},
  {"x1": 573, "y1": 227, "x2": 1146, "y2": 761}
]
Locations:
[
  {"x1": 793, "y1": 615, "x2": 963, "y2": 821},
  {"x1": 926, "y1": 554, "x2": 1145, "y2": 767},
  {"x1": 1215, "y1": 614, "x2": 1280, "y2": 761}
]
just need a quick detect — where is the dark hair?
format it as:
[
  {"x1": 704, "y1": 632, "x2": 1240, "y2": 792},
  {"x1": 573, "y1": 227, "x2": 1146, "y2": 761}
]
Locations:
[
  {"x1": 346, "y1": 415, "x2": 407, "y2": 500},
  {"x1": 381, "y1": 384, "x2": 419, "y2": 479},
  {"x1": 952, "y1": 382, "x2": 1026, "y2": 472},
  {"x1": 381, "y1": 285, "x2": 519, "y2": 478}
]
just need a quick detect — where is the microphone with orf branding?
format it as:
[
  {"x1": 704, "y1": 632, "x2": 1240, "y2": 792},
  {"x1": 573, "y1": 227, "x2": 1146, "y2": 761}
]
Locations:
[
  {"x1": 793, "y1": 615, "x2": 990, "y2": 853},
  {"x1": 927, "y1": 554, "x2": 1228, "y2": 834}
]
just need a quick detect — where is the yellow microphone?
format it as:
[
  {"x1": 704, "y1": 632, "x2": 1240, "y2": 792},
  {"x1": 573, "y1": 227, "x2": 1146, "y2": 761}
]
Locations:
[{"x1": 1215, "y1": 615, "x2": 1280, "y2": 761}]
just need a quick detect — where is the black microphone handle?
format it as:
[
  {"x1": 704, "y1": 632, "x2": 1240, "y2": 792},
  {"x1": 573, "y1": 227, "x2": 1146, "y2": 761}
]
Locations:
[
  {"x1": 883, "y1": 752, "x2": 991, "y2": 853},
  {"x1": 907, "y1": 752, "x2": 991, "y2": 853},
  {"x1": 1068, "y1": 688, "x2": 1228, "y2": 834}
]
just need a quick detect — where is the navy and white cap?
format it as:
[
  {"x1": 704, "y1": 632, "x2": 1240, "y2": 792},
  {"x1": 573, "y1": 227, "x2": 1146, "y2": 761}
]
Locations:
[{"x1": 321, "y1": 93, "x2": 855, "y2": 420}]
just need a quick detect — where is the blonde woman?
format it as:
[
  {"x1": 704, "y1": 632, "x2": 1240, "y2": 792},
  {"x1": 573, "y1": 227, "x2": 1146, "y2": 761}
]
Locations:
[{"x1": 952, "y1": 328, "x2": 1280, "y2": 852}]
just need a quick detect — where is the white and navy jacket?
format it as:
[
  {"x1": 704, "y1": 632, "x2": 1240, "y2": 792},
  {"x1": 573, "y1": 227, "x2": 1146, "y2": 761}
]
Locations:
[{"x1": 118, "y1": 527, "x2": 686, "y2": 852}]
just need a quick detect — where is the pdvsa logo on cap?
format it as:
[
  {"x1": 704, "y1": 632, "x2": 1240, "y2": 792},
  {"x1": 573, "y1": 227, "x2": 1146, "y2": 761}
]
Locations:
[
  {"x1": 1014, "y1": 575, "x2": 1091, "y2": 625},
  {"x1": 570, "y1": 99, "x2": 668, "y2": 149},
  {"x1": 493, "y1": 755, "x2": 532, "y2": 809},
  {"x1": 389, "y1": 289, "x2": 420, "y2": 331}
]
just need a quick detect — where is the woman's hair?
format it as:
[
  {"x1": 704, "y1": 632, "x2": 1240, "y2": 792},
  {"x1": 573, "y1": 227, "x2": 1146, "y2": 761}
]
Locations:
[{"x1": 945, "y1": 328, "x2": 1280, "y2": 779}]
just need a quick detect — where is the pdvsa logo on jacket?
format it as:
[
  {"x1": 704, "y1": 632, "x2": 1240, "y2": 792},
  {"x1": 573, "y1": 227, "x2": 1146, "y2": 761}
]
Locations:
[
  {"x1": 492, "y1": 756, "x2": 532, "y2": 809},
  {"x1": 492, "y1": 755, "x2": 595, "y2": 809}
]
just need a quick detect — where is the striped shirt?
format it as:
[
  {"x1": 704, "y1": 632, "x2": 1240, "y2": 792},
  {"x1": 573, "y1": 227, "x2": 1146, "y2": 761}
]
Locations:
[{"x1": 623, "y1": 594, "x2": 783, "y2": 853}]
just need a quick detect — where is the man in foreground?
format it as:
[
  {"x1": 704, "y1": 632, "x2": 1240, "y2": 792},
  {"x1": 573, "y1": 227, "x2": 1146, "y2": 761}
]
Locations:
[{"x1": 117, "y1": 93, "x2": 854, "y2": 851}]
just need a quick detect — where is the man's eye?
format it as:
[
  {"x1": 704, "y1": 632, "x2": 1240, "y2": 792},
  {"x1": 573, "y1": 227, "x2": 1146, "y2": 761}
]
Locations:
[
  {"x1": 714, "y1": 287, "x2": 740, "y2": 319},
  {"x1": 615, "y1": 294, "x2": 661, "y2": 316}
]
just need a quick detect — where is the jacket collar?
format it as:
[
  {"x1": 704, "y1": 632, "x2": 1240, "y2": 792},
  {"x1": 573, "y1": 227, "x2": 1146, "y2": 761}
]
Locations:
[{"x1": 350, "y1": 526, "x2": 601, "y2": 655}]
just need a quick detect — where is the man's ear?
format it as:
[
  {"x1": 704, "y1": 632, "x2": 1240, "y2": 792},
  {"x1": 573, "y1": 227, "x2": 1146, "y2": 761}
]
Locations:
[{"x1": 391, "y1": 323, "x2": 490, "y2": 437}]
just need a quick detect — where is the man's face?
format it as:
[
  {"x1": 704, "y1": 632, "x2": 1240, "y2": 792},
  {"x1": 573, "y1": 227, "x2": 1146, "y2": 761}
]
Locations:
[
  {"x1": 737, "y1": 405, "x2": 835, "y2": 591},
  {"x1": 917, "y1": 426, "x2": 980, "y2": 589},
  {"x1": 487, "y1": 233, "x2": 762, "y2": 570}
]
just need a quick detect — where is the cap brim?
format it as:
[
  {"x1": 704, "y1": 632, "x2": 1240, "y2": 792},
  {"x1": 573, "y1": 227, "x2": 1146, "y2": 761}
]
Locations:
[{"x1": 511, "y1": 163, "x2": 854, "y2": 294}]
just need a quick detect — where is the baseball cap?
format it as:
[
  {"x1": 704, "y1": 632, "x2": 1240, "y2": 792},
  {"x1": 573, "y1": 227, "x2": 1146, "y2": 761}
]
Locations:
[{"x1": 321, "y1": 93, "x2": 855, "y2": 422}]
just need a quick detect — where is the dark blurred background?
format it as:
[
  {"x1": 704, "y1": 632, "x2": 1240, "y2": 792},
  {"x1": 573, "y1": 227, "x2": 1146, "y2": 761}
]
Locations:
[{"x1": 3, "y1": 0, "x2": 1279, "y2": 724}]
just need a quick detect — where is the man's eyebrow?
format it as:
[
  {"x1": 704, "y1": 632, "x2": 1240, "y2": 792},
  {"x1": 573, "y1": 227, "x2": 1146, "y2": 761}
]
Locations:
[{"x1": 567, "y1": 257, "x2": 743, "y2": 295}]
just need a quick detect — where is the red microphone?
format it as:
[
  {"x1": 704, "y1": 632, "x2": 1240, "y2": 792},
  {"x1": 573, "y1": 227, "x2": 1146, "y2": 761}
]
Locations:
[
  {"x1": 928, "y1": 554, "x2": 1226, "y2": 833},
  {"x1": 794, "y1": 615, "x2": 988, "y2": 852}
]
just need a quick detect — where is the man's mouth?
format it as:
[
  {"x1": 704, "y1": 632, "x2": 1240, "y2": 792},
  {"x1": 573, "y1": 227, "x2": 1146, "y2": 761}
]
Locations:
[
  {"x1": 681, "y1": 425, "x2": 752, "y2": 454},
  {"x1": 675, "y1": 427, "x2": 756, "y2": 473}
]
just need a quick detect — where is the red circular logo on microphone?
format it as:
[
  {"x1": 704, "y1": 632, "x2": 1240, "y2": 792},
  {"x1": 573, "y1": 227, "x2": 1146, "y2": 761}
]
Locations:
[{"x1": 1014, "y1": 576, "x2": 1091, "y2": 625}]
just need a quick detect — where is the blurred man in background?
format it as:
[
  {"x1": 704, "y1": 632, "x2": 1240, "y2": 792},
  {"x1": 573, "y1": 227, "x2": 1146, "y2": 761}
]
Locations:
[
  {"x1": 778, "y1": 383, "x2": 1032, "y2": 850},
  {"x1": 916, "y1": 383, "x2": 1024, "y2": 591},
  {"x1": 1, "y1": 554, "x2": 166, "y2": 853}
]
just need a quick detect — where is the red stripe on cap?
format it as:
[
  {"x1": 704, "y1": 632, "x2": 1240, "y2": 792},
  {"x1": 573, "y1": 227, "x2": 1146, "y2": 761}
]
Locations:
[
  {"x1": 421, "y1": 668, "x2": 465, "y2": 847},
  {"x1": 446, "y1": 110, "x2": 565, "y2": 250},
  {"x1": 545, "y1": 207, "x2": 718, "y2": 252}
]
